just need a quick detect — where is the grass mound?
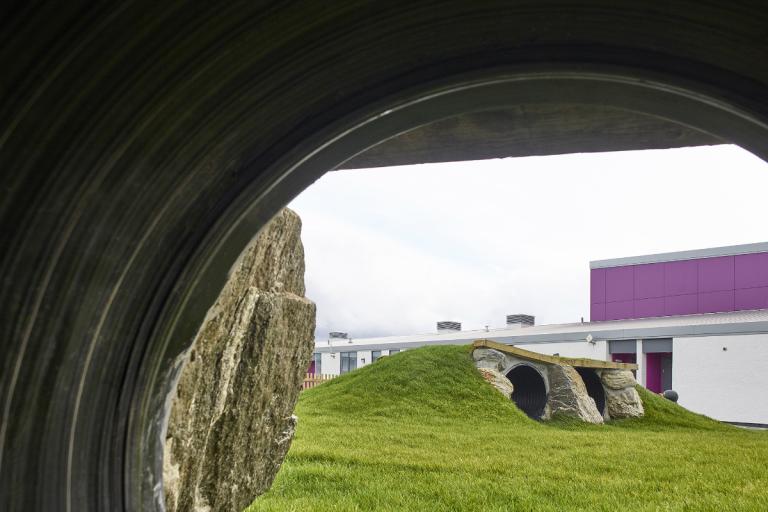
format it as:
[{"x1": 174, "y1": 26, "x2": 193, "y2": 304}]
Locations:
[
  {"x1": 300, "y1": 344, "x2": 723, "y2": 431},
  {"x1": 248, "y1": 345, "x2": 768, "y2": 511},
  {"x1": 619, "y1": 386, "x2": 730, "y2": 431},
  {"x1": 299, "y1": 344, "x2": 529, "y2": 424}
]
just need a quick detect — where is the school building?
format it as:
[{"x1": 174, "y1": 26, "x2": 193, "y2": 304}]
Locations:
[{"x1": 312, "y1": 242, "x2": 768, "y2": 426}]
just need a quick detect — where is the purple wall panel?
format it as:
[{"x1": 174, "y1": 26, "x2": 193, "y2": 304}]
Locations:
[
  {"x1": 634, "y1": 263, "x2": 664, "y2": 299},
  {"x1": 590, "y1": 268, "x2": 606, "y2": 304},
  {"x1": 699, "y1": 290, "x2": 734, "y2": 314},
  {"x1": 735, "y1": 286, "x2": 768, "y2": 310},
  {"x1": 735, "y1": 253, "x2": 768, "y2": 289},
  {"x1": 590, "y1": 302, "x2": 605, "y2": 321},
  {"x1": 664, "y1": 260, "x2": 698, "y2": 296},
  {"x1": 605, "y1": 266, "x2": 634, "y2": 302},
  {"x1": 634, "y1": 297, "x2": 665, "y2": 318},
  {"x1": 665, "y1": 294, "x2": 698, "y2": 316},
  {"x1": 590, "y1": 250, "x2": 768, "y2": 321},
  {"x1": 605, "y1": 300, "x2": 634, "y2": 321},
  {"x1": 698, "y1": 256, "x2": 734, "y2": 292}
]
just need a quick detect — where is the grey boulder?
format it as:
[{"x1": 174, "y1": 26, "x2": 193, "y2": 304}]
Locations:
[
  {"x1": 163, "y1": 208, "x2": 316, "y2": 512},
  {"x1": 478, "y1": 368, "x2": 514, "y2": 399},
  {"x1": 600, "y1": 369, "x2": 637, "y2": 390},
  {"x1": 546, "y1": 364, "x2": 604, "y2": 424}
]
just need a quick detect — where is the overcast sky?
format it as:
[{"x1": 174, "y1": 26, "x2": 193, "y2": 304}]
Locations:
[{"x1": 288, "y1": 145, "x2": 768, "y2": 340}]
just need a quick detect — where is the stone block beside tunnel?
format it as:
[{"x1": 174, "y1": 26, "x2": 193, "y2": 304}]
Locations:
[{"x1": 598, "y1": 369, "x2": 644, "y2": 419}]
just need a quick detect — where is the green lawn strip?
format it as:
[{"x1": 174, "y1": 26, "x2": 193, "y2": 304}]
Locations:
[{"x1": 247, "y1": 345, "x2": 768, "y2": 511}]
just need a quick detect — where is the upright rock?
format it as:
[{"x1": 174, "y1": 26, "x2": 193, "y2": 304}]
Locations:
[
  {"x1": 546, "y1": 364, "x2": 604, "y2": 424},
  {"x1": 164, "y1": 208, "x2": 316, "y2": 512},
  {"x1": 599, "y1": 369, "x2": 644, "y2": 419},
  {"x1": 477, "y1": 368, "x2": 515, "y2": 399}
]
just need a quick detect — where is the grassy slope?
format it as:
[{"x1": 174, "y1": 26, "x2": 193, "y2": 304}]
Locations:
[{"x1": 248, "y1": 345, "x2": 768, "y2": 511}]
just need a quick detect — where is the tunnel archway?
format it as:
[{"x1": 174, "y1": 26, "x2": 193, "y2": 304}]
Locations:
[
  {"x1": 3, "y1": 4, "x2": 768, "y2": 510},
  {"x1": 506, "y1": 365, "x2": 548, "y2": 420},
  {"x1": 576, "y1": 368, "x2": 606, "y2": 416}
]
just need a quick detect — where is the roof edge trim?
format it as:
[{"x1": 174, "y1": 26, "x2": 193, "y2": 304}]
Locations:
[{"x1": 590, "y1": 241, "x2": 768, "y2": 269}]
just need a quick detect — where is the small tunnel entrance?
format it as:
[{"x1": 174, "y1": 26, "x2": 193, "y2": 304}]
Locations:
[
  {"x1": 506, "y1": 365, "x2": 547, "y2": 420},
  {"x1": 576, "y1": 368, "x2": 606, "y2": 415}
]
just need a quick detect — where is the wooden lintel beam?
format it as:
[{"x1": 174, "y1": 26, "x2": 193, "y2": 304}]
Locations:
[{"x1": 472, "y1": 339, "x2": 638, "y2": 371}]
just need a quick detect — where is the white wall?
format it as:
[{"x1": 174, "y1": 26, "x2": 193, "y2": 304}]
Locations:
[
  {"x1": 320, "y1": 352, "x2": 340, "y2": 375},
  {"x1": 674, "y1": 333, "x2": 768, "y2": 424},
  {"x1": 320, "y1": 349, "x2": 374, "y2": 375},
  {"x1": 357, "y1": 350, "x2": 372, "y2": 369},
  {"x1": 516, "y1": 340, "x2": 609, "y2": 360}
]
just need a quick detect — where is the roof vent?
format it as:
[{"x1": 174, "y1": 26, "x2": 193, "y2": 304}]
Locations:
[
  {"x1": 506, "y1": 314, "x2": 535, "y2": 329},
  {"x1": 436, "y1": 321, "x2": 461, "y2": 333},
  {"x1": 329, "y1": 331, "x2": 349, "y2": 339}
]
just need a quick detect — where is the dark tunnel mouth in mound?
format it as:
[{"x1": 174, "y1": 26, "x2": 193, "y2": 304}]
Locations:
[
  {"x1": 576, "y1": 368, "x2": 606, "y2": 416},
  {"x1": 506, "y1": 365, "x2": 548, "y2": 420}
]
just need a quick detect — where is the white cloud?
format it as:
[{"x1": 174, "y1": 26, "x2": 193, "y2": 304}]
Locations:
[{"x1": 290, "y1": 145, "x2": 768, "y2": 339}]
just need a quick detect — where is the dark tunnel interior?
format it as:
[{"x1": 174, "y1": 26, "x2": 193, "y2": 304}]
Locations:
[
  {"x1": 576, "y1": 368, "x2": 606, "y2": 416},
  {"x1": 506, "y1": 365, "x2": 548, "y2": 420}
]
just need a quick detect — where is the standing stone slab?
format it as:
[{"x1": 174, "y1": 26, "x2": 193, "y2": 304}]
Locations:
[
  {"x1": 600, "y1": 369, "x2": 644, "y2": 419},
  {"x1": 477, "y1": 368, "x2": 514, "y2": 399},
  {"x1": 603, "y1": 387, "x2": 644, "y2": 419},
  {"x1": 546, "y1": 364, "x2": 604, "y2": 424},
  {"x1": 164, "y1": 209, "x2": 316, "y2": 512}
]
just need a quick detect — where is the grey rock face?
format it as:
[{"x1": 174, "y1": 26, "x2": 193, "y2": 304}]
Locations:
[
  {"x1": 472, "y1": 348, "x2": 507, "y2": 371},
  {"x1": 599, "y1": 369, "x2": 644, "y2": 419},
  {"x1": 600, "y1": 369, "x2": 637, "y2": 390},
  {"x1": 164, "y1": 208, "x2": 316, "y2": 512},
  {"x1": 546, "y1": 364, "x2": 604, "y2": 424},
  {"x1": 477, "y1": 368, "x2": 514, "y2": 399},
  {"x1": 604, "y1": 387, "x2": 644, "y2": 419}
]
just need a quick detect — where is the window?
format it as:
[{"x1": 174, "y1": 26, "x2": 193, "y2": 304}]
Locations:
[
  {"x1": 340, "y1": 351, "x2": 357, "y2": 374},
  {"x1": 371, "y1": 350, "x2": 382, "y2": 363},
  {"x1": 311, "y1": 352, "x2": 322, "y2": 375},
  {"x1": 388, "y1": 349, "x2": 400, "y2": 355}
]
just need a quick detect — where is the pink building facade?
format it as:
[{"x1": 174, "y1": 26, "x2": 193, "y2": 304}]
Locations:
[{"x1": 591, "y1": 243, "x2": 768, "y2": 322}]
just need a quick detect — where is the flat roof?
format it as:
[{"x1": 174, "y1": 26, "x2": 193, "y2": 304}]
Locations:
[
  {"x1": 590, "y1": 241, "x2": 768, "y2": 269},
  {"x1": 314, "y1": 308, "x2": 768, "y2": 353}
]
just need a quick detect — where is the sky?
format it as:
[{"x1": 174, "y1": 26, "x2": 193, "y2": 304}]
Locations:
[{"x1": 288, "y1": 145, "x2": 768, "y2": 340}]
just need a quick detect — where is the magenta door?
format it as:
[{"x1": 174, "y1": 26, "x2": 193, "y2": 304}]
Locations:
[{"x1": 645, "y1": 352, "x2": 672, "y2": 393}]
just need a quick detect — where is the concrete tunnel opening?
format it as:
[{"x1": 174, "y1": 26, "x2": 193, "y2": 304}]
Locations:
[
  {"x1": 506, "y1": 365, "x2": 547, "y2": 420},
  {"x1": 576, "y1": 368, "x2": 606, "y2": 416}
]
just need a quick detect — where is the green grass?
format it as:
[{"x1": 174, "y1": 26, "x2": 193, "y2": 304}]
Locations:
[{"x1": 247, "y1": 345, "x2": 768, "y2": 511}]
